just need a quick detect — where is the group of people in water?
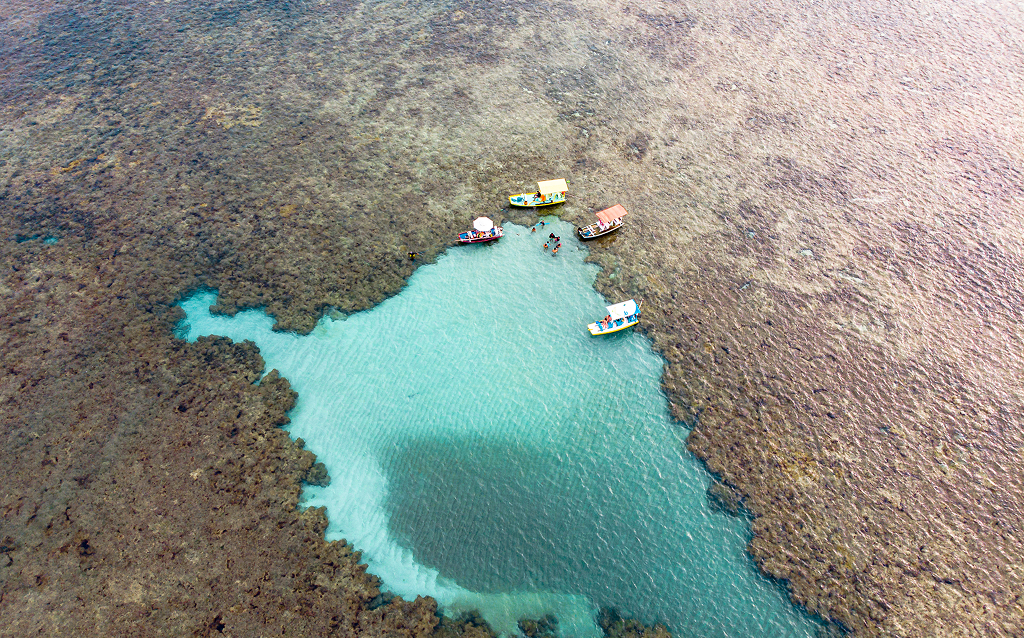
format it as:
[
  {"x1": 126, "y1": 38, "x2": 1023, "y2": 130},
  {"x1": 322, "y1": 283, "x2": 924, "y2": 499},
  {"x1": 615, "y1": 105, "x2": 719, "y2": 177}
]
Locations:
[
  {"x1": 531, "y1": 221, "x2": 562, "y2": 255},
  {"x1": 544, "y1": 232, "x2": 562, "y2": 255}
]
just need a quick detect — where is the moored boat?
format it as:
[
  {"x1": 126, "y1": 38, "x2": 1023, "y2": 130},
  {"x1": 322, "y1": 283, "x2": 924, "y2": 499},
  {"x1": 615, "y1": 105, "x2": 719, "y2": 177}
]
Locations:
[
  {"x1": 459, "y1": 217, "x2": 503, "y2": 243},
  {"x1": 578, "y1": 204, "x2": 627, "y2": 240},
  {"x1": 509, "y1": 178, "x2": 568, "y2": 207},
  {"x1": 588, "y1": 299, "x2": 642, "y2": 336}
]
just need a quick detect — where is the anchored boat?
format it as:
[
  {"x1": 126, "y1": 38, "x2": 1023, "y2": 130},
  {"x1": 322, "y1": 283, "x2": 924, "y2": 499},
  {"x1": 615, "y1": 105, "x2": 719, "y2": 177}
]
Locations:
[
  {"x1": 578, "y1": 204, "x2": 627, "y2": 240},
  {"x1": 588, "y1": 299, "x2": 643, "y2": 336},
  {"x1": 459, "y1": 217, "x2": 503, "y2": 243},
  {"x1": 509, "y1": 178, "x2": 568, "y2": 207}
]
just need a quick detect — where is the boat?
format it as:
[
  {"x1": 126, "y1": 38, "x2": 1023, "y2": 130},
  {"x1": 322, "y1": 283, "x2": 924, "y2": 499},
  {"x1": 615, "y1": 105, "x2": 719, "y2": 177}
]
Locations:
[
  {"x1": 588, "y1": 299, "x2": 642, "y2": 336},
  {"x1": 458, "y1": 217, "x2": 503, "y2": 243},
  {"x1": 577, "y1": 204, "x2": 627, "y2": 240},
  {"x1": 509, "y1": 178, "x2": 568, "y2": 207}
]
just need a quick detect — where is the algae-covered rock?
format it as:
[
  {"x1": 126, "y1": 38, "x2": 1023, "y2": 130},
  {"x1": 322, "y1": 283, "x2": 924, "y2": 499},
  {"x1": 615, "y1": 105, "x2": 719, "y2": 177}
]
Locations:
[
  {"x1": 598, "y1": 607, "x2": 672, "y2": 638},
  {"x1": 432, "y1": 611, "x2": 498, "y2": 638},
  {"x1": 706, "y1": 479, "x2": 745, "y2": 516},
  {"x1": 305, "y1": 461, "x2": 330, "y2": 486},
  {"x1": 518, "y1": 614, "x2": 558, "y2": 638}
]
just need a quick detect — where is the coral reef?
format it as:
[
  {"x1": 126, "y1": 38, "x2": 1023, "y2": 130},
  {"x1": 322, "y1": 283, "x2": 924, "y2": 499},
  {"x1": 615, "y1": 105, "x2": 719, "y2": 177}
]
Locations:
[{"x1": 2, "y1": 0, "x2": 1023, "y2": 636}]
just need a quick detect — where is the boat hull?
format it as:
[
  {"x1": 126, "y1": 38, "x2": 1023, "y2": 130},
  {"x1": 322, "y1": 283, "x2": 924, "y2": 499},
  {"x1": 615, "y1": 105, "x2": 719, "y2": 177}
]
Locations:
[
  {"x1": 509, "y1": 192, "x2": 566, "y2": 207},
  {"x1": 577, "y1": 221, "x2": 622, "y2": 241},
  {"x1": 458, "y1": 227, "x2": 503, "y2": 243},
  {"x1": 588, "y1": 316, "x2": 640, "y2": 336}
]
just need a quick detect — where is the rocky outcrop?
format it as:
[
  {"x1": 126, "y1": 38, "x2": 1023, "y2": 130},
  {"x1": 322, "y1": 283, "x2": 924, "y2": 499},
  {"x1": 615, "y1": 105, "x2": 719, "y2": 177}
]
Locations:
[
  {"x1": 706, "y1": 479, "x2": 745, "y2": 517},
  {"x1": 433, "y1": 612, "x2": 498, "y2": 638},
  {"x1": 518, "y1": 614, "x2": 558, "y2": 638},
  {"x1": 598, "y1": 608, "x2": 672, "y2": 638},
  {"x1": 306, "y1": 462, "x2": 331, "y2": 487}
]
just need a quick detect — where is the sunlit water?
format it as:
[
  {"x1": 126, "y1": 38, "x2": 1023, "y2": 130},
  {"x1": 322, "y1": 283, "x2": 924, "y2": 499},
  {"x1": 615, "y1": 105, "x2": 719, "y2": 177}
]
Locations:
[{"x1": 178, "y1": 220, "x2": 822, "y2": 638}]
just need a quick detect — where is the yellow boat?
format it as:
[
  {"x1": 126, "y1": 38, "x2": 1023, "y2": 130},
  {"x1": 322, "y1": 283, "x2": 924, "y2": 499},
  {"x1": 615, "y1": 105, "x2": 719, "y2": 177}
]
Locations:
[
  {"x1": 509, "y1": 178, "x2": 568, "y2": 207},
  {"x1": 588, "y1": 299, "x2": 642, "y2": 336}
]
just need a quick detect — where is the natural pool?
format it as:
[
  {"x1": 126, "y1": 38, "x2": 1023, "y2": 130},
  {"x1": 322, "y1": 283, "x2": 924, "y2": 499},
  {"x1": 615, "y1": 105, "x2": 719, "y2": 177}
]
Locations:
[{"x1": 178, "y1": 220, "x2": 822, "y2": 638}]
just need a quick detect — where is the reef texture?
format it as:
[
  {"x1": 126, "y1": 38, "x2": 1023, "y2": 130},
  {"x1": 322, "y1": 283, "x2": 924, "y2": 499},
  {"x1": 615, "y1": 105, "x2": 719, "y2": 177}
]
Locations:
[{"x1": 2, "y1": 0, "x2": 1023, "y2": 636}]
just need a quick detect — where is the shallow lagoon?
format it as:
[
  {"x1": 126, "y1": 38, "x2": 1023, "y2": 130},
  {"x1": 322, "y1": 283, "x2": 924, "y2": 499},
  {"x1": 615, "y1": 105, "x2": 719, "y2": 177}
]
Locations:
[{"x1": 179, "y1": 219, "x2": 821, "y2": 638}]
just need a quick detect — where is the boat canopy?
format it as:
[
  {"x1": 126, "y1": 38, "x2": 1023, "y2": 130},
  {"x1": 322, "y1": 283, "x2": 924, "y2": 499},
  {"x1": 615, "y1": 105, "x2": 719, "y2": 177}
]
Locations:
[
  {"x1": 606, "y1": 299, "x2": 638, "y2": 320},
  {"x1": 473, "y1": 217, "x2": 494, "y2": 231},
  {"x1": 596, "y1": 204, "x2": 628, "y2": 225},
  {"x1": 537, "y1": 178, "x2": 569, "y2": 195}
]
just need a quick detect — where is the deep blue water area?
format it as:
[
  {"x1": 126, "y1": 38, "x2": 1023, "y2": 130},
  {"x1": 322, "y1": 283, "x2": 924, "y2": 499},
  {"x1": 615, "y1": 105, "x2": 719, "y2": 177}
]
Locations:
[{"x1": 179, "y1": 219, "x2": 822, "y2": 638}]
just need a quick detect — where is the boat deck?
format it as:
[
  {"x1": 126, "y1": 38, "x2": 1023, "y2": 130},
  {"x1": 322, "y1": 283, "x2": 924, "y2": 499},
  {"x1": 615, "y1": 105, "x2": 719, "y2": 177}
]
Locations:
[
  {"x1": 577, "y1": 218, "x2": 622, "y2": 240},
  {"x1": 588, "y1": 315, "x2": 640, "y2": 335}
]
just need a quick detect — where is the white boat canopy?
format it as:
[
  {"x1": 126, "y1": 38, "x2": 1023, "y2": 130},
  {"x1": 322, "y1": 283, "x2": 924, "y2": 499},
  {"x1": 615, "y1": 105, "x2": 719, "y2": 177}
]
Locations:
[
  {"x1": 596, "y1": 204, "x2": 628, "y2": 225},
  {"x1": 606, "y1": 299, "x2": 638, "y2": 320},
  {"x1": 473, "y1": 216, "x2": 494, "y2": 231},
  {"x1": 537, "y1": 178, "x2": 569, "y2": 195}
]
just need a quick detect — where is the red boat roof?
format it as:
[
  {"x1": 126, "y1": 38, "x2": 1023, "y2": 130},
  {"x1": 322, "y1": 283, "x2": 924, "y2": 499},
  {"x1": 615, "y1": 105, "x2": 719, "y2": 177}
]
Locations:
[{"x1": 596, "y1": 204, "x2": 628, "y2": 224}]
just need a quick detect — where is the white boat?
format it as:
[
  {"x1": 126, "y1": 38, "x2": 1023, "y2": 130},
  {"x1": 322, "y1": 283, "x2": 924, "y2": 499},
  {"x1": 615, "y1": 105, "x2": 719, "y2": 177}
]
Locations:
[
  {"x1": 458, "y1": 217, "x2": 503, "y2": 243},
  {"x1": 588, "y1": 299, "x2": 642, "y2": 335},
  {"x1": 577, "y1": 204, "x2": 627, "y2": 240}
]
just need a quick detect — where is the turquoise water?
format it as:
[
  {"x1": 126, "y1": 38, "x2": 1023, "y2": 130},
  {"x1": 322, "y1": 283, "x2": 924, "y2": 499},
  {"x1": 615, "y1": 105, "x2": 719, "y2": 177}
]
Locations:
[{"x1": 178, "y1": 220, "x2": 821, "y2": 638}]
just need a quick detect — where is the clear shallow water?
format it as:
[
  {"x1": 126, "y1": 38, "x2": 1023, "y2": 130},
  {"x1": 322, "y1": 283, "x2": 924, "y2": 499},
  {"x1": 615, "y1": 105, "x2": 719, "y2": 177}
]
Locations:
[{"x1": 178, "y1": 219, "x2": 821, "y2": 638}]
